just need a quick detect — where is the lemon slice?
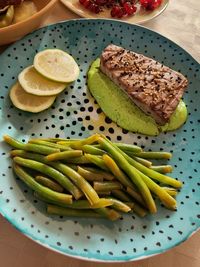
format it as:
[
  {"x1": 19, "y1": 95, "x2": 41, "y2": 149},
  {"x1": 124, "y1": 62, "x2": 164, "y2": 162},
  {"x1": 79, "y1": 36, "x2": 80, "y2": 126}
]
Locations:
[
  {"x1": 18, "y1": 65, "x2": 67, "y2": 96},
  {"x1": 34, "y1": 49, "x2": 80, "y2": 83},
  {"x1": 10, "y1": 82, "x2": 56, "y2": 113}
]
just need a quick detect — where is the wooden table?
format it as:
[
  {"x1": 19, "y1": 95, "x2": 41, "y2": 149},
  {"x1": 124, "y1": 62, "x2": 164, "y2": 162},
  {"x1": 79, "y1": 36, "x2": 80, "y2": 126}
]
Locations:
[{"x1": 0, "y1": 1, "x2": 199, "y2": 266}]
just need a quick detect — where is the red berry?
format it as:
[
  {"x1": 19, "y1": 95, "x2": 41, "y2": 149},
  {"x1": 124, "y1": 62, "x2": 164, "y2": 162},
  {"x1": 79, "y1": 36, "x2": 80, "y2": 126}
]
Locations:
[
  {"x1": 106, "y1": 0, "x2": 115, "y2": 8},
  {"x1": 94, "y1": 0, "x2": 106, "y2": 5},
  {"x1": 123, "y1": 2, "x2": 131, "y2": 15},
  {"x1": 89, "y1": 3, "x2": 96, "y2": 12},
  {"x1": 110, "y1": 4, "x2": 124, "y2": 18},
  {"x1": 119, "y1": 0, "x2": 126, "y2": 6},
  {"x1": 123, "y1": 2, "x2": 137, "y2": 15},
  {"x1": 83, "y1": 0, "x2": 91, "y2": 8},
  {"x1": 128, "y1": 5, "x2": 137, "y2": 15},
  {"x1": 140, "y1": 0, "x2": 151, "y2": 8},
  {"x1": 111, "y1": 5, "x2": 120, "y2": 17},
  {"x1": 140, "y1": 0, "x2": 162, "y2": 10},
  {"x1": 123, "y1": 2, "x2": 137, "y2": 16},
  {"x1": 80, "y1": 0, "x2": 141, "y2": 17},
  {"x1": 132, "y1": 4, "x2": 137, "y2": 13},
  {"x1": 117, "y1": 7, "x2": 124, "y2": 18},
  {"x1": 149, "y1": 0, "x2": 162, "y2": 10},
  {"x1": 94, "y1": 4, "x2": 101, "y2": 13}
]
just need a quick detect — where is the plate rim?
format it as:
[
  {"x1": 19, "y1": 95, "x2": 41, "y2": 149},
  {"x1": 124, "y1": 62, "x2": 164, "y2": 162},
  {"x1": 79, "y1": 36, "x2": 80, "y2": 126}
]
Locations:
[
  {"x1": 0, "y1": 206, "x2": 199, "y2": 263},
  {"x1": 60, "y1": 0, "x2": 170, "y2": 25},
  {"x1": 1, "y1": 17, "x2": 199, "y2": 65},
  {"x1": 0, "y1": 18, "x2": 200, "y2": 262},
  {"x1": 60, "y1": 0, "x2": 170, "y2": 24}
]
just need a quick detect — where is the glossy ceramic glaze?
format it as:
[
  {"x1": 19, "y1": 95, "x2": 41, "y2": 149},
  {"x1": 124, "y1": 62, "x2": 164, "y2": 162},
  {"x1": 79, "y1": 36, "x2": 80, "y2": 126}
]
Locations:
[{"x1": 0, "y1": 19, "x2": 199, "y2": 262}]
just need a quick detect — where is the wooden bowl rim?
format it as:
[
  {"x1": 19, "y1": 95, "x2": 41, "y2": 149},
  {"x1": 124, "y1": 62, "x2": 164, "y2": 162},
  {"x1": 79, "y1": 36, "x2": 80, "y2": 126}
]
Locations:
[{"x1": 0, "y1": 0, "x2": 57, "y2": 33}]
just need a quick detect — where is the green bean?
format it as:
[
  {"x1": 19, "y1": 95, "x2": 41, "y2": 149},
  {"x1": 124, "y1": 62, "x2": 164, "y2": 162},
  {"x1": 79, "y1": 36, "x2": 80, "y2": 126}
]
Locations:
[
  {"x1": 126, "y1": 187, "x2": 146, "y2": 207},
  {"x1": 6, "y1": 135, "x2": 181, "y2": 217},
  {"x1": 83, "y1": 167, "x2": 115, "y2": 180},
  {"x1": 114, "y1": 143, "x2": 142, "y2": 153},
  {"x1": 94, "y1": 143, "x2": 142, "y2": 153},
  {"x1": 62, "y1": 155, "x2": 91, "y2": 164},
  {"x1": 122, "y1": 151, "x2": 182, "y2": 188},
  {"x1": 48, "y1": 163, "x2": 100, "y2": 205},
  {"x1": 13, "y1": 153, "x2": 100, "y2": 205},
  {"x1": 4, "y1": 135, "x2": 60, "y2": 155},
  {"x1": 106, "y1": 198, "x2": 131, "y2": 213},
  {"x1": 97, "y1": 191, "x2": 111, "y2": 196},
  {"x1": 132, "y1": 156, "x2": 152, "y2": 168},
  {"x1": 133, "y1": 151, "x2": 172, "y2": 160},
  {"x1": 150, "y1": 165, "x2": 173, "y2": 174},
  {"x1": 77, "y1": 166, "x2": 104, "y2": 181},
  {"x1": 93, "y1": 181, "x2": 123, "y2": 191},
  {"x1": 13, "y1": 164, "x2": 72, "y2": 204},
  {"x1": 57, "y1": 139, "x2": 142, "y2": 154},
  {"x1": 97, "y1": 136, "x2": 157, "y2": 213},
  {"x1": 12, "y1": 153, "x2": 82, "y2": 199},
  {"x1": 63, "y1": 164, "x2": 78, "y2": 170},
  {"x1": 111, "y1": 190, "x2": 147, "y2": 217},
  {"x1": 101, "y1": 137, "x2": 181, "y2": 189},
  {"x1": 47, "y1": 205, "x2": 104, "y2": 218},
  {"x1": 112, "y1": 189, "x2": 132, "y2": 202},
  {"x1": 69, "y1": 198, "x2": 113, "y2": 209},
  {"x1": 95, "y1": 207, "x2": 121, "y2": 221},
  {"x1": 115, "y1": 145, "x2": 177, "y2": 209},
  {"x1": 56, "y1": 139, "x2": 81, "y2": 144},
  {"x1": 35, "y1": 175, "x2": 64, "y2": 193},
  {"x1": 34, "y1": 192, "x2": 112, "y2": 208},
  {"x1": 30, "y1": 138, "x2": 73, "y2": 143},
  {"x1": 28, "y1": 139, "x2": 72, "y2": 151},
  {"x1": 60, "y1": 134, "x2": 99, "y2": 149},
  {"x1": 84, "y1": 154, "x2": 109, "y2": 171},
  {"x1": 82, "y1": 145, "x2": 105, "y2": 155},
  {"x1": 125, "y1": 202, "x2": 134, "y2": 209},
  {"x1": 131, "y1": 203, "x2": 147, "y2": 217},
  {"x1": 55, "y1": 138, "x2": 80, "y2": 142},
  {"x1": 102, "y1": 154, "x2": 135, "y2": 189},
  {"x1": 138, "y1": 171, "x2": 177, "y2": 210},
  {"x1": 46, "y1": 150, "x2": 83, "y2": 162},
  {"x1": 161, "y1": 187, "x2": 177, "y2": 197}
]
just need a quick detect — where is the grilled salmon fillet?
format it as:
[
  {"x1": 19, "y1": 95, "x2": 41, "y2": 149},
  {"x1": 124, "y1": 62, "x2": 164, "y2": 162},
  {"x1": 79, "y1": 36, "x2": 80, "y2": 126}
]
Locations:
[{"x1": 100, "y1": 44, "x2": 188, "y2": 125}]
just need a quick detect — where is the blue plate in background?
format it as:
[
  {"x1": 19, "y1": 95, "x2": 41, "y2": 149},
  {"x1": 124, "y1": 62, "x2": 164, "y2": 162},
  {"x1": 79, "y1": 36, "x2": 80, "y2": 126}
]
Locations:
[{"x1": 0, "y1": 19, "x2": 199, "y2": 262}]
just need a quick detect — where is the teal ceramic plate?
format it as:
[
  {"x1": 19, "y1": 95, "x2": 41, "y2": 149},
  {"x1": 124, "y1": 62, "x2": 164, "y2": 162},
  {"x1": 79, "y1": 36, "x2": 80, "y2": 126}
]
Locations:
[{"x1": 0, "y1": 19, "x2": 199, "y2": 262}]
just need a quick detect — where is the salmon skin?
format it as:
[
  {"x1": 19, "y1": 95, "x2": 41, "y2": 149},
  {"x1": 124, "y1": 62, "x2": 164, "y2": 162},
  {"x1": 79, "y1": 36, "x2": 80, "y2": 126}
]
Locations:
[{"x1": 100, "y1": 44, "x2": 188, "y2": 125}]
